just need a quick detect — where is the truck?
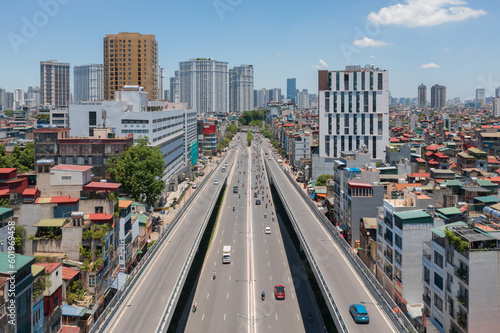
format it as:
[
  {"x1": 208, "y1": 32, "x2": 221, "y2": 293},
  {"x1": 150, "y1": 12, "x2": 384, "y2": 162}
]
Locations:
[
  {"x1": 222, "y1": 245, "x2": 231, "y2": 264},
  {"x1": 296, "y1": 171, "x2": 305, "y2": 183}
]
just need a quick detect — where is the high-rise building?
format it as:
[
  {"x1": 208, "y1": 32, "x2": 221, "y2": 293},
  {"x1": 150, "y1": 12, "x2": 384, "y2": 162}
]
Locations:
[
  {"x1": 287, "y1": 78, "x2": 296, "y2": 103},
  {"x1": 0, "y1": 88, "x2": 5, "y2": 110},
  {"x1": 418, "y1": 84, "x2": 427, "y2": 107},
  {"x1": 14, "y1": 89, "x2": 24, "y2": 110},
  {"x1": 254, "y1": 88, "x2": 269, "y2": 109},
  {"x1": 475, "y1": 88, "x2": 485, "y2": 103},
  {"x1": 5, "y1": 92, "x2": 14, "y2": 110},
  {"x1": 40, "y1": 60, "x2": 70, "y2": 108},
  {"x1": 74, "y1": 64, "x2": 104, "y2": 103},
  {"x1": 158, "y1": 66, "x2": 164, "y2": 100},
  {"x1": 179, "y1": 58, "x2": 229, "y2": 114},
  {"x1": 103, "y1": 32, "x2": 159, "y2": 100},
  {"x1": 495, "y1": 87, "x2": 500, "y2": 98},
  {"x1": 318, "y1": 65, "x2": 390, "y2": 160},
  {"x1": 229, "y1": 64, "x2": 254, "y2": 113},
  {"x1": 169, "y1": 71, "x2": 179, "y2": 103},
  {"x1": 296, "y1": 90, "x2": 309, "y2": 109},
  {"x1": 268, "y1": 88, "x2": 281, "y2": 103},
  {"x1": 430, "y1": 84, "x2": 446, "y2": 108},
  {"x1": 493, "y1": 98, "x2": 500, "y2": 117},
  {"x1": 26, "y1": 86, "x2": 41, "y2": 106}
]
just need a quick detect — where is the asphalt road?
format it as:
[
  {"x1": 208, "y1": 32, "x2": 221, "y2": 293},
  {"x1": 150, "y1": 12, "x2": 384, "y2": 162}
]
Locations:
[
  {"x1": 106, "y1": 150, "x2": 235, "y2": 333},
  {"x1": 263, "y1": 141, "x2": 398, "y2": 333},
  {"x1": 184, "y1": 134, "x2": 324, "y2": 333}
]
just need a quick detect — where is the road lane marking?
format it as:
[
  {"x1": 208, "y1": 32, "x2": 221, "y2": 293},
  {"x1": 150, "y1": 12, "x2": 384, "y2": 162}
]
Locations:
[
  {"x1": 297, "y1": 314, "x2": 300, "y2": 321},
  {"x1": 229, "y1": 275, "x2": 231, "y2": 281},
  {"x1": 224, "y1": 313, "x2": 226, "y2": 321},
  {"x1": 275, "y1": 314, "x2": 278, "y2": 321},
  {"x1": 227, "y1": 293, "x2": 229, "y2": 299},
  {"x1": 202, "y1": 314, "x2": 205, "y2": 321},
  {"x1": 268, "y1": 262, "x2": 270, "y2": 266},
  {"x1": 207, "y1": 293, "x2": 209, "y2": 299}
]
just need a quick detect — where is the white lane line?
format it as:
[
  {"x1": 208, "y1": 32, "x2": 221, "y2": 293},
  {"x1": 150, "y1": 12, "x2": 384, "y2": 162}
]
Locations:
[
  {"x1": 287, "y1": 276, "x2": 290, "y2": 282},
  {"x1": 266, "y1": 250, "x2": 268, "y2": 254},
  {"x1": 275, "y1": 314, "x2": 278, "y2": 321},
  {"x1": 227, "y1": 293, "x2": 229, "y2": 299},
  {"x1": 284, "y1": 262, "x2": 287, "y2": 267},
  {"x1": 296, "y1": 314, "x2": 300, "y2": 321},
  {"x1": 268, "y1": 262, "x2": 270, "y2": 266},
  {"x1": 229, "y1": 275, "x2": 231, "y2": 281},
  {"x1": 281, "y1": 250, "x2": 283, "y2": 254},
  {"x1": 269, "y1": 276, "x2": 272, "y2": 281},
  {"x1": 224, "y1": 313, "x2": 226, "y2": 321},
  {"x1": 206, "y1": 293, "x2": 209, "y2": 299},
  {"x1": 202, "y1": 314, "x2": 205, "y2": 321},
  {"x1": 292, "y1": 293, "x2": 295, "y2": 300},
  {"x1": 222, "y1": 230, "x2": 224, "y2": 235}
]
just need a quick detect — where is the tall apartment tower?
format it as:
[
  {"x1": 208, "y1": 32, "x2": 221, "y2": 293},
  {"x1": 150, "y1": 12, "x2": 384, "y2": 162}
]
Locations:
[
  {"x1": 0, "y1": 88, "x2": 5, "y2": 110},
  {"x1": 493, "y1": 98, "x2": 500, "y2": 117},
  {"x1": 430, "y1": 84, "x2": 446, "y2": 108},
  {"x1": 74, "y1": 64, "x2": 104, "y2": 103},
  {"x1": 169, "y1": 71, "x2": 180, "y2": 103},
  {"x1": 103, "y1": 32, "x2": 159, "y2": 100},
  {"x1": 495, "y1": 87, "x2": 500, "y2": 98},
  {"x1": 418, "y1": 84, "x2": 427, "y2": 108},
  {"x1": 158, "y1": 66, "x2": 164, "y2": 100},
  {"x1": 475, "y1": 88, "x2": 485, "y2": 103},
  {"x1": 268, "y1": 88, "x2": 281, "y2": 103},
  {"x1": 179, "y1": 58, "x2": 229, "y2": 114},
  {"x1": 40, "y1": 60, "x2": 70, "y2": 108},
  {"x1": 229, "y1": 64, "x2": 254, "y2": 113},
  {"x1": 318, "y1": 65, "x2": 390, "y2": 160},
  {"x1": 287, "y1": 78, "x2": 297, "y2": 103}
]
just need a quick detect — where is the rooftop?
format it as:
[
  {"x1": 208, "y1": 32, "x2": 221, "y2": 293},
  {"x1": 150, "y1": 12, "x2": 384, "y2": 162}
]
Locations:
[
  {"x1": 52, "y1": 165, "x2": 93, "y2": 171},
  {"x1": 0, "y1": 253, "x2": 35, "y2": 273}
]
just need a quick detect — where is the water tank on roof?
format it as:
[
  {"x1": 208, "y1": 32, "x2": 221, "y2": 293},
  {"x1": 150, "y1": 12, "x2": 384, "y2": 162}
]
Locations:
[
  {"x1": 471, "y1": 177, "x2": 478, "y2": 182},
  {"x1": 373, "y1": 182, "x2": 379, "y2": 186},
  {"x1": 71, "y1": 211, "x2": 84, "y2": 218},
  {"x1": 414, "y1": 187, "x2": 422, "y2": 192},
  {"x1": 427, "y1": 205, "x2": 435, "y2": 215},
  {"x1": 483, "y1": 206, "x2": 494, "y2": 216},
  {"x1": 440, "y1": 184, "x2": 447, "y2": 188},
  {"x1": 100, "y1": 179, "x2": 107, "y2": 183}
]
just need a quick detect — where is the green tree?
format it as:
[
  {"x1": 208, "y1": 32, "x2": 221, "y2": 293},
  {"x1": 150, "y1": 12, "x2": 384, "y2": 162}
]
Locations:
[
  {"x1": 0, "y1": 145, "x2": 6, "y2": 156},
  {"x1": 315, "y1": 174, "x2": 334, "y2": 186},
  {"x1": 107, "y1": 136, "x2": 166, "y2": 207},
  {"x1": 3, "y1": 110, "x2": 14, "y2": 118},
  {"x1": 14, "y1": 225, "x2": 27, "y2": 254},
  {"x1": 35, "y1": 114, "x2": 50, "y2": 122}
]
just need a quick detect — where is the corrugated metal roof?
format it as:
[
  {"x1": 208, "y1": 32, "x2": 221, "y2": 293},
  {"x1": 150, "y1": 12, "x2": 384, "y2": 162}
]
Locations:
[
  {"x1": 473, "y1": 195, "x2": 500, "y2": 203},
  {"x1": 437, "y1": 207, "x2": 463, "y2": 215},
  {"x1": 34, "y1": 218, "x2": 68, "y2": 227},
  {"x1": 394, "y1": 210, "x2": 431, "y2": 220},
  {"x1": 0, "y1": 253, "x2": 35, "y2": 274}
]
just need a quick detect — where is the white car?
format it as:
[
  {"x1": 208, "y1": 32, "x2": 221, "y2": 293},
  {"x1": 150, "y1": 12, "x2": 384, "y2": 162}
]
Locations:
[
  {"x1": 265, "y1": 227, "x2": 271, "y2": 234},
  {"x1": 214, "y1": 179, "x2": 219, "y2": 185}
]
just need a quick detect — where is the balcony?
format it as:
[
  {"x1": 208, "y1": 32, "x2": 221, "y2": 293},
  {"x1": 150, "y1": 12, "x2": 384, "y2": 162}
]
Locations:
[
  {"x1": 423, "y1": 241, "x2": 431, "y2": 262},
  {"x1": 455, "y1": 268, "x2": 469, "y2": 284},
  {"x1": 457, "y1": 293, "x2": 468, "y2": 309},
  {"x1": 457, "y1": 313, "x2": 467, "y2": 329},
  {"x1": 423, "y1": 294, "x2": 431, "y2": 307}
]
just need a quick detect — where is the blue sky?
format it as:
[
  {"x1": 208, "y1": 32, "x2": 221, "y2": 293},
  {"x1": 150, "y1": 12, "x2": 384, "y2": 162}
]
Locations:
[{"x1": 0, "y1": 0, "x2": 497, "y2": 100}]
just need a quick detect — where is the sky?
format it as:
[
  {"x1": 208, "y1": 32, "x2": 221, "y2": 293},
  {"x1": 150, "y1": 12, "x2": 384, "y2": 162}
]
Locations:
[{"x1": 0, "y1": 0, "x2": 498, "y2": 100}]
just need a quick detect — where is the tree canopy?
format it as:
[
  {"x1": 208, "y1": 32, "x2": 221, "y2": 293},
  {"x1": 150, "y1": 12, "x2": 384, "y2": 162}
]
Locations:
[
  {"x1": 107, "y1": 136, "x2": 166, "y2": 207},
  {"x1": 0, "y1": 142, "x2": 34, "y2": 173},
  {"x1": 247, "y1": 130, "x2": 253, "y2": 147},
  {"x1": 315, "y1": 174, "x2": 334, "y2": 186},
  {"x1": 238, "y1": 110, "x2": 265, "y2": 126}
]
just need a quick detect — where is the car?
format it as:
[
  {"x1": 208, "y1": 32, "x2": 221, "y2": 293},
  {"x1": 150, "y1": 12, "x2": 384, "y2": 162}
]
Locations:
[
  {"x1": 265, "y1": 227, "x2": 271, "y2": 234},
  {"x1": 192, "y1": 182, "x2": 197, "y2": 189},
  {"x1": 214, "y1": 179, "x2": 219, "y2": 185},
  {"x1": 274, "y1": 285, "x2": 285, "y2": 300},
  {"x1": 256, "y1": 199, "x2": 261, "y2": 205},
  {"x1": 349, "y1": 304, "x2": 369, "y2": 324}
]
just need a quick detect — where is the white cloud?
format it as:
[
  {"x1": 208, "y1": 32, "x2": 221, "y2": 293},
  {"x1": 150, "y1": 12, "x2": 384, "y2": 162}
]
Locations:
[
  {"x1": 420, "y1": 62, "x2": 440, "y2": 69},
  {"x1": 353, "y1": 37, "x2": 390, "y2": 47},
  {"x1": 368, "y1": 0, "x2": 486, "y2": 27},
  {"x1": 311, "y1": 59, "x2": 329, "y2": 69}
]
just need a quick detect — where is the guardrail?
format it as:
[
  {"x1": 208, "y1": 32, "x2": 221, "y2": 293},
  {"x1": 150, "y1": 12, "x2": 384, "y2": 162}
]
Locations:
[
  {"x1": 90, "y1": 152, "x2": 232, "y2": 333},
  {"x1": 264, "y1": 156, "x2": 348, "y2": 333},
  {"x1": 267, "y1": 151, "x2": 416, "y2": 333}
]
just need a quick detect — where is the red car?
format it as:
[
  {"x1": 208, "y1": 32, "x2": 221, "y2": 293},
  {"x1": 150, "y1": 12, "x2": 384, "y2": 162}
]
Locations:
[{"x1": 274, "y1": 285, "x2": 285, "y2": 300}]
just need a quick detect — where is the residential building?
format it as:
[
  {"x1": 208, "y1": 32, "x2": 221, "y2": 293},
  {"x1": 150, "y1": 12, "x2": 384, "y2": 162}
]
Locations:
[
  {"x1": 287, "y1": 78, "x2": 296, "y2": 103},
  {"x1": 158, "y1": 66, "x2": 164, "y2": 100},
  {"x1": 179, "y1": 58, "x2": 229, "y2": 113},
  {"x1": 74, "y1": 64, "x2": 104, "y2": 103},
  {"x1": 69, "y1": 86, "x2": 196, "y2": 183},
  {"x1": 34, "y1": 127, "x2": 70, "y2": 164},
  {"x1": 229, "y1": 65, "x2": 254, "y2": 113},
  {"x1": 0, "y1": 253, "x2": 36, "y2": 333},
  {"x1": 0, "y1": 88, "x2": 5, "y2": 110},
  {"x1": 493, "y1": 97, "x2": 500, "y2": 117},
  {"x1": 268, "y1": 88, "x2": 281, "y2": 103},
  {"x1": 36, "y1": 263, "x2": 62, "y2": 333},
  {"x1": 14, "y1": 88, "x2": 25, "y2": 110},
  {"x1": 475, "y1": 88, "x2": 485, "y2": 104},
  {"x1": 289, "y1": 133, "x2": 311, "y2": 168},
  {"x1": 254, "y1": 88, "x2": 269, "y2": 109},
  {"x1": 203, "y1": 124, "x2": 217, "y2": 155},
  {"x1": 418, "y1": 84, "x2": 427, "y2": 108},
  {"x1": 431, "y1": 84, "x2": 446, "y2": 109},
  {"x1": 103, "y1": 32, "x2": 159, "y2": 100},
  {"x1": 377, "y1": 189, "x2": 444, "y2": 315},
  {"x1": 31, "y1": 265, "x2": 45, "y2": 333},
  {"x1": 27, "y1": 86, "x2": 41, "y2": 107},
  {"x1": 296, "y1": 90, "x2": 309, "y2": 109},
  {"x1": 40, "y1": 60, "x2": 71, "y2": 108},
  {"x1": 169, "y1": 71, "x2": 179, "y2": 103},
  {"x1": 495, "y1": 87, "x2": 500, "y2": 98},
  {"x1": 423, "y1": 219, "x2": 500, "y2": 333},
  {"x1": 318, "y1": 65, "x2": 390, "y2": 160}
]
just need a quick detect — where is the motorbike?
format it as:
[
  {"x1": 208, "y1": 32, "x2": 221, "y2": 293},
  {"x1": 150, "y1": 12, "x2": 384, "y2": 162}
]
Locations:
[
  {"x1": 308, "y1": 313, "x2": 312, "y2": 322},
  {"x1": 233, "y1": 207, "x2": 235, "y2": 211},
  {"x1": 261, "y1": 292, "x2": 265, "y2": 301}
]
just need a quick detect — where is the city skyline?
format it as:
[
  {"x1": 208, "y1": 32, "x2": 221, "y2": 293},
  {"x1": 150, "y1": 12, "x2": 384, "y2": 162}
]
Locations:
[{"x1": 1, "y1": 0, "x2": 497, "y2": 100}]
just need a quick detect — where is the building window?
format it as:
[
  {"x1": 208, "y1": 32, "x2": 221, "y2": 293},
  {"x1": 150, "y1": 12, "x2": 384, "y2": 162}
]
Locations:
[
  {"x1": 333, "y1": 93, "x2": 337, "y2": 113},
  {"x1": 89, "y1": 276, "x2": 96, "y2": 287},
  {"x1": 353, "y1": 72, "x2": 357, "y2": 90},
  {"x1": 434, "y1": 293, "x2": 443, "y2": 311},
  {"x1": 395, "y1": 250, "x2": 402, "y2": 266},
  {"x1": 336, "y1": 72, "x2": 340, "y2": 90},
  {"x1": 424, "y1": 266, "x2": 430, "y2": 284},
  {"x1": 434, "y1": 251, "x2": 443, "y2": 268},
  {"x1": 446, "y1": 251, "x2": 454, "y2": 265},
  {"x1": 395, "y1": 234, "x2": 402, "y2": 249},
  {"x1": 373, "y1": 92, "x2": 377, "y2": 112},
  {"x1": 378, "y1": 73, "x2": 383, "y2": 90},
  {"x1": 341, "y1": 92, "x2": 345, "y2": 112},
  {"x1": 434, "y1": 272, "x2": 443, "y2": 290},
  {"x1": 95, "y1": 206, "x2": 104, "y2": 214},
  {"x1": 89, "y1": 111, "x2": 97, "y2": 126},
  {"x1": 370, "y1": 72, "x2": 373, "y2": 90},
  {"x1": 394, "y1": 266, "x2": 402, "y2": 283}
]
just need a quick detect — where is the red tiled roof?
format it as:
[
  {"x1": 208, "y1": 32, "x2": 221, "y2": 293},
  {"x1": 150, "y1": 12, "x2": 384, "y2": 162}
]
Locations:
[
  {"x1": 22, "y1": 188, "x2": 39, "y2": 196},
  {"x1": 416, "y1": 158, "x2": 426, "y2": 163},
  {"x1": 347, "y1": 181, "x2": 373, "y2": 189},
  {"x1": 35, "y1": 196, "x2": 79, "y2": 204},
  {"x1": 389, "y1": 138, "x2": 399, "y2": 143},
  {"x1": 409, "y1": 173, "x2": 430, "y2": 178},
  {"x1": 0, "y1": 277, "x2": 9, "y2": 288},
  {"x1": 52, "y1": 165, "x2": 92, "y2": 171},
  {"x1": 60, "y1": 326, "x2": 80, "y2": 333},
  {"x1": 36, "y1": 263, "x2": 61, "y2": 274},
  {"x1": 89, "y1": 213, "x2": 113, "y2": 222},
  {"x1": 428, "y1": 159, "x2": 439, "y2": 164},
  {"x1": 433, "y1": 152, "x2": 449, "y2": 159},
  {"x1": 0, "y1": 168, "x2": 17, "y2": 174},
  {"x1": 0, "y1": 189, "x2": 9, "y2": 196},
  {"x1": 62, "y1": 267, "x2": 79, "y2": 280},
  {"x1": 82, "y1": 182, "x2": 121, "y2": 191},
  {"x1": 488, "y1": 157, "x2": 499, "y2": 164}
]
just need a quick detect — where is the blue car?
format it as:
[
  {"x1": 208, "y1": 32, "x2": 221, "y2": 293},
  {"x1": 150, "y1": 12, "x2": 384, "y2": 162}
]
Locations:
[{"x1": 349, "y1": 304, "x2": 369, "y2": 324}]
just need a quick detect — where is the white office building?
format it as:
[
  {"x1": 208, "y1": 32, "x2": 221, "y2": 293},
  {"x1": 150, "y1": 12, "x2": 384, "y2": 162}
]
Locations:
[
  {"x1": 296, "y1": 90, "x2": 309, "y2": 109},
  {"x1": 179, "y1": 58, "x2": 229, "y2": 114},
  {"x1": 169, "y1": 71, "x2": 180, "y2": 103},
  {"x1": 493, "y1": 98, "x2": 500, "y2": 117},
  {"x1": 74, "y1": 64, "x2": 103, "y2": 103},
  {"x1": 318, "y1": 65, "x2": 389, "y2": 160},
  {"x1": 14, "y1": 88, "x2": 25, "y2": 110},
  {"x1": 69, "y1": 86, "x2": 197, "y2": 182},
  {"x1": 229, "y1": 65, "x2": 254, "y2": 113}
]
